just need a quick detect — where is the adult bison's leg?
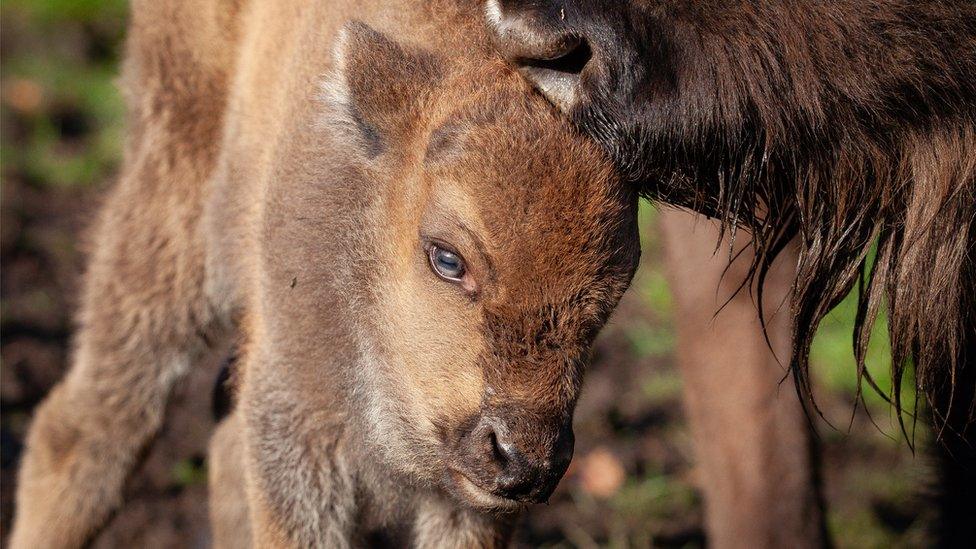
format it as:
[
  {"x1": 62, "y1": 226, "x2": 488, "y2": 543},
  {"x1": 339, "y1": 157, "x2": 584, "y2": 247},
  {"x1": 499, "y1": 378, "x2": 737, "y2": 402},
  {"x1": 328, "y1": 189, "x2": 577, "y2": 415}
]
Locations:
[
  {"x1": 930, "y1": 318, "x2": 976, "y2": 548},
  {"x1": 932, "y1": 407, "x2": 976, "y2": 547},
  {"x1": 658, "y1": 209, "x2": 828, "y2": 549}
]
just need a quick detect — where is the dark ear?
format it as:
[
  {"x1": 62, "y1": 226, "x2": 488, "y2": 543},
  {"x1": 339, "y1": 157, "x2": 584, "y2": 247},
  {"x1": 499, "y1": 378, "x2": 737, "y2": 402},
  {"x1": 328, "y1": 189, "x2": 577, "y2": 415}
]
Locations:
[
  {"x1": 485, "y1": 0, "x2": 590, "y2": 111},
  {"x1": 324, "y1": 21, "x2": 443, "y2": 156}
]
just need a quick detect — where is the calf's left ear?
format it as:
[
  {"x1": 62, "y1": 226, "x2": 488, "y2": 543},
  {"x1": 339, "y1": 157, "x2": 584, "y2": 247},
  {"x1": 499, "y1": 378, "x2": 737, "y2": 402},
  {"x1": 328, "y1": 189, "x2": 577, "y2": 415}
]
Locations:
[{"x1": 324, "y1": 21, "x2": 443, "y2": 156}]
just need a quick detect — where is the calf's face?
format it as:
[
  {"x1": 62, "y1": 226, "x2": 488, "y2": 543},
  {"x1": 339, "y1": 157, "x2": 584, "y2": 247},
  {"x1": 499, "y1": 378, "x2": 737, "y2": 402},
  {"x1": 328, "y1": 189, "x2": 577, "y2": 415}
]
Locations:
[{"x1": 322, "y1": 23, "x2": 640, "y2": 509}]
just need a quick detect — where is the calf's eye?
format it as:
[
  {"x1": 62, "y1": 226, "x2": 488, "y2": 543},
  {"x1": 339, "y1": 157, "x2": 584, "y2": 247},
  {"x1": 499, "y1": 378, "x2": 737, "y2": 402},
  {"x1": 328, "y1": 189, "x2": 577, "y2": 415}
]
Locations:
[{"x1": 428, "y1": 245, "x2": 466, "y2": 282}]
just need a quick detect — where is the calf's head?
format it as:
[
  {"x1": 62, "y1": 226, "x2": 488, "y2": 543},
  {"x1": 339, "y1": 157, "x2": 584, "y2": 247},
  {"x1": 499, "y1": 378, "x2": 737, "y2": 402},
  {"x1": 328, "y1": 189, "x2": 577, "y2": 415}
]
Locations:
[{"x1": 264, "y1": 22, "x2": 640, "y2": 511}]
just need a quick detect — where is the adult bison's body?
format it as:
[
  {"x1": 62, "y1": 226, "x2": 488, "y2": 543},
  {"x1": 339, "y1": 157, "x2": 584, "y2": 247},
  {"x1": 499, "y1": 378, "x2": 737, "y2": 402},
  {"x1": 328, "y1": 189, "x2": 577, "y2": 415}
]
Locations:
[{"x1": 490, "y1": 0, "x2": 976, "y2": 545}]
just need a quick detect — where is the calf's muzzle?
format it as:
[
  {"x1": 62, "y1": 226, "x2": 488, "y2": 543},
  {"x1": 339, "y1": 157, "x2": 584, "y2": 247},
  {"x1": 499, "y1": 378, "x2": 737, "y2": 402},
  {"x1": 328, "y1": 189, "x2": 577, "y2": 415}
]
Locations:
[{"x1": 456, "y1": 412, "x2": 575, "y2": 503}]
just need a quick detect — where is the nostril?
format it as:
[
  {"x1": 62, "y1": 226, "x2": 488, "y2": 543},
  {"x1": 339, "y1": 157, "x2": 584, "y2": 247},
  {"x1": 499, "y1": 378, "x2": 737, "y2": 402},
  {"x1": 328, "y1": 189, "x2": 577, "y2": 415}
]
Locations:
[
  {"x1": 486, "y1": 429, "x2": 536, "y2": 498},
  {"x1": 517, "y1": 38, "x2": 592, "y2": 76},
  {"x1": 487, "y1": 0, "x2": 593, "y2": 109},
  {"x1": 488, "y1": 429, "x2": 510, "y2": 465},
  {"x1": 487, "y1": 0, "x2": 589, "y2": 67}
]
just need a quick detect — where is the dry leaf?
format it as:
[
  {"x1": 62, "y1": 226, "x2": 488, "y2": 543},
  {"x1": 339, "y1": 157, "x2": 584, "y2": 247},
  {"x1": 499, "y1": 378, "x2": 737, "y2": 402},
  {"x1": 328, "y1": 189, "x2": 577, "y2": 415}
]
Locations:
[
  {"x1": 3, "y1": 78, "x2": 45, "y2": 114},
  {"x1": 577, "y1": 446, "x2": 625, "y2": 498}
]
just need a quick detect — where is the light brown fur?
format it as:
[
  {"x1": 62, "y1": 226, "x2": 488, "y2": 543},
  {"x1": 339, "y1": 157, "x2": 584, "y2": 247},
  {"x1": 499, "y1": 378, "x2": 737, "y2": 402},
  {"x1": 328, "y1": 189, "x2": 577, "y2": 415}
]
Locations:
[
  {"x1": 208, "y1": 412, "x2": 252, "y2": 549},
  {"x1": 11, "y1": 1, "x2": 640, "y2": 547}
]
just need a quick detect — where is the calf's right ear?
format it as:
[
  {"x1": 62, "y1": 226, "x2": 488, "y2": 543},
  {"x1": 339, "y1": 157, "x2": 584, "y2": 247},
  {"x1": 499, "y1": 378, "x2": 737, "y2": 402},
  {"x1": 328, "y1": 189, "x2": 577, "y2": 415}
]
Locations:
[{"x1": 324, "y1": 21, "x2": 443, "y2": 157}]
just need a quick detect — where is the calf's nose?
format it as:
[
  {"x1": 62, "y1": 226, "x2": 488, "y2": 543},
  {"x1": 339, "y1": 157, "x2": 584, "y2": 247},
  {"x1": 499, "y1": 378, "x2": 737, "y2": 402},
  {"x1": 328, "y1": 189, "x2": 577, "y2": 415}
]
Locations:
[{"x1": 473, "y1": 416, "x2": 575, "y2": 503}]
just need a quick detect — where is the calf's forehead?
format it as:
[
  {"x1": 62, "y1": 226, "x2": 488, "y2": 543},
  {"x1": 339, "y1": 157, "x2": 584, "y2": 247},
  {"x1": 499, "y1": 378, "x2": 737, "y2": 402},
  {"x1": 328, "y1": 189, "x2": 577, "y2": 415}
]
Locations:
[
  {"x1": 415, "y1": 70, "x2": 638, "y2": 303},
  {"x1": 465, "y1": 120, "x2": 628, "y2": 256}
]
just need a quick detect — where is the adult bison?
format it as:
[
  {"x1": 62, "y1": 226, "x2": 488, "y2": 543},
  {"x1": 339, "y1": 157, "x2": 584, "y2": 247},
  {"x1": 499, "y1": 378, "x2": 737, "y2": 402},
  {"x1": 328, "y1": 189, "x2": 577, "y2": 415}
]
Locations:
[{"x1": 489, "y1": 0, "x2": 975, "y2": 546}]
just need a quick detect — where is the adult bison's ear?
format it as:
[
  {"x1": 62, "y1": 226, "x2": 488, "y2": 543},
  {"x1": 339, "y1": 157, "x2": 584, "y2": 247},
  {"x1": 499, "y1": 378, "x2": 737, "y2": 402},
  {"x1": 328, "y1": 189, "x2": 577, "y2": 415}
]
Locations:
[
  {"x1": 485, "y1": 0, "x2": 594, "y2": 111},
  {"x1": 487, "y1": 0, "x2": 669, "y2": 182},
  {"x1": 323, "y1": 21, "x2": 443, "y2": 157}
]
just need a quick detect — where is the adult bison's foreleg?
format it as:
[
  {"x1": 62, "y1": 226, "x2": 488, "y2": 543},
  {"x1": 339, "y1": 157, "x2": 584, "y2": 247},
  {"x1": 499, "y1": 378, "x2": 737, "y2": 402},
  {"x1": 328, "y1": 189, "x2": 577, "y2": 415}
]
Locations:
[
  {"x1": 930, "y1": 323, "x2": 976, "y2": 548},
  {"x1": 658, "y1": 209, "x2": 827, "y2": 549}
]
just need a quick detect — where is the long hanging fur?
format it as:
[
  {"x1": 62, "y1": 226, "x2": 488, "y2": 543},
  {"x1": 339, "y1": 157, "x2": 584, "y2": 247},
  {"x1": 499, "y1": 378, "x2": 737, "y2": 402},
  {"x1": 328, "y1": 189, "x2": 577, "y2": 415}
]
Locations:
[
  {"x1": 554, "y1": 0, "x2": 976, "y2": 435},
  {"x1": 489, "y1": 1, "x2": 976, "y2": 544}
]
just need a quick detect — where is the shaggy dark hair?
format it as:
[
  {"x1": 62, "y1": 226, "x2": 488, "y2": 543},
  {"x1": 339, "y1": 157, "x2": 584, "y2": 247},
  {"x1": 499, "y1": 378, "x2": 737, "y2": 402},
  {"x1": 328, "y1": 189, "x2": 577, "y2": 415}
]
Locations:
[
  {"x1": 636, "y1": 4, "x2": 976, "y2": 437},
  {"x1": 491, "y1": 6, "x2": 975, "y2": 538},
  {"x1": 490, "y1": 4, "x2": 976, "y2": 540},
  {"x1": 494, "y1": 0, "x2": 976, "y2": 436}
]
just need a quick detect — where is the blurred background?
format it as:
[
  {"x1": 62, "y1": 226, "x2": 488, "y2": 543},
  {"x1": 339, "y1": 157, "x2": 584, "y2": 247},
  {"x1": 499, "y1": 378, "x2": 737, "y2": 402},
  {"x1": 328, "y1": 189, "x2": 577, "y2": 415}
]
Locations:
[{"x1": 0, "y1": 1, "x2": 934, "y2": 547}]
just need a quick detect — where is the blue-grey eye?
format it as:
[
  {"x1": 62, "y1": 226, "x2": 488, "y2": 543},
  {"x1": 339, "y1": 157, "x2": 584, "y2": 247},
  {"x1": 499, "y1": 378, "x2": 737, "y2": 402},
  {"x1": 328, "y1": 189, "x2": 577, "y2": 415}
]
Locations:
[{"x1": 429, "y1": 245, "x2": 466, "y2": 282}]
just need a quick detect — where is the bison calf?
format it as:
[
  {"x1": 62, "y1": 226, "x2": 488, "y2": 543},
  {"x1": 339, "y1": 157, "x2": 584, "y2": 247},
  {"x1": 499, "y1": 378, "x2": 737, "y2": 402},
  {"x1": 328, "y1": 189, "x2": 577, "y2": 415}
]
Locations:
[{"x1": 11, "y1": 2, "x2": 640, "y2": 547}]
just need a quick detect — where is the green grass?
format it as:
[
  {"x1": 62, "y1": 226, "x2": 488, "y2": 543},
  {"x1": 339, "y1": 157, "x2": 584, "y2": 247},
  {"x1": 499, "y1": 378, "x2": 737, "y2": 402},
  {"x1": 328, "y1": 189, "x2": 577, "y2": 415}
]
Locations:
[
  {"x1": 1, "y1": 60, "x2": 124, "y2": 188},
  {"x1": 2, "y1": 0, "x2": 128, "y2": 26},
  {"x1": 639, "y1": 370, "x2": 684, "y2": 406},
  {"x1": 2, "y1": 0, "x2": 126, "y2": 189},
  {"x1": 809, "y1": 269, "x2": 915, "y2": 433},
  {"x1": 171, "y1": 458, "x2": 208, "y2": 487},
  {"x1": 635, "y1": 203, "x2": 673, "y2": 317},
  {"x1": 624, "y1": 203, "x2": 675, "y2": 362}
]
